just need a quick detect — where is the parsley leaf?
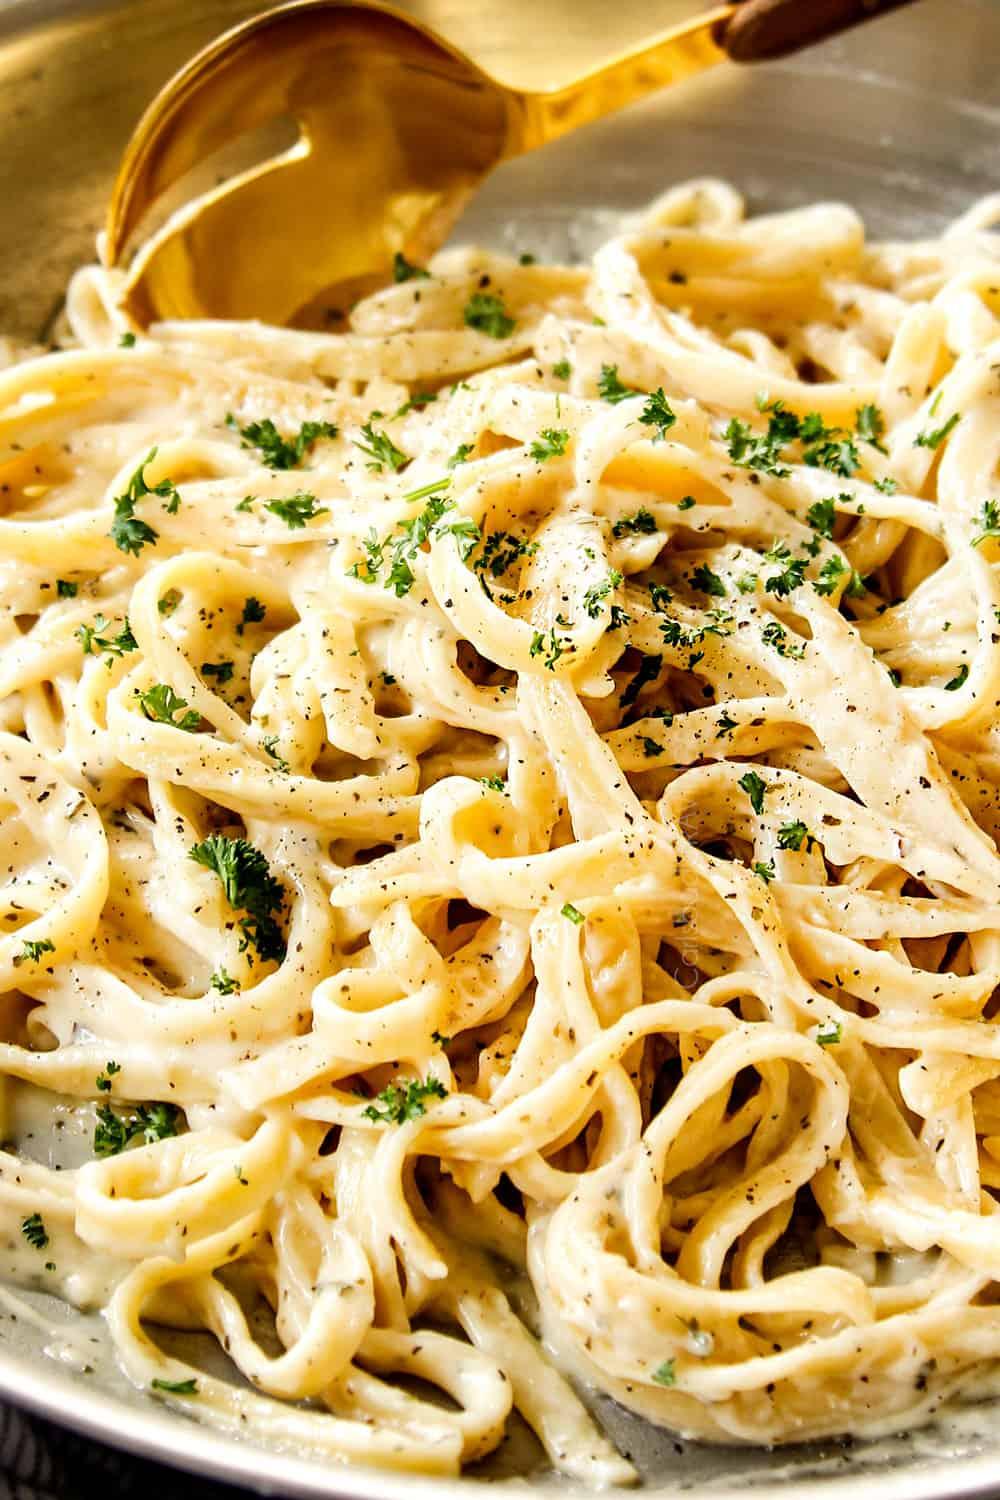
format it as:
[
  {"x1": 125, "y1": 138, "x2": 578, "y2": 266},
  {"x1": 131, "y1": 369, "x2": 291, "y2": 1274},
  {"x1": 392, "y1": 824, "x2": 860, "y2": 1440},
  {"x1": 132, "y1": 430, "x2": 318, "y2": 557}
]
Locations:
[
  {"x1": 96, "y1": 1061, "x2": 121, "y2": 1093},
  {"x1": 915, "y1": 412, "x2": 960, "y2": 450},
  {"x1": 560, "y1": 902, "x2": 585, "y2": 924},
  {"x1": 738, "y1": 770, "x2": 767, "y2": 815},
  {"x1": 463, "y1": 292, "x2": 515, "y2": 339},
  {"x1": 689, "y1": 563, "x2": 726, "y2": 597},
  {"x1": 210, "y1": 968, "x2": 240, "y2": 994},
  {"x1": 814, "y1": 554, "x2": 864, "y2": 598},
  {"x1": 815, "y1": 1021, "x2": 842, "y2": 1046},
  {"x1": 136, "y1": 684, "x2": 200, "y2": 732},
  {"x1": 598, "y1": 364, "x2": 640, "y2": 404},
  {"x1": 762, "y1": 541, "x2": 806, "y2": 598},
  {"x1": 612, "y1": 508, "x2": 657, "y2": 539},
  {"x1": 363, "y1": 1077, "x2": 447, "y2": 1125},
  {"x1": 639, "y1": 388, "x2": 676, "y2": 442},
  {"x1": 552, "y1": 359, "x2": 571, "y2": 381},
  {"x1": 761, "y1": 621, "x2": 804, "y2": 659},
  {"x1": 583, "y1": 570, "x2": 623, "y2": 619},
  {"x1": 651, "y1": 1359, "x2": 676, "y2": 1387},
  {"x1": 21, "y1": 1214, "x2": 47, "y2": 1249},
  {"x1": 14, "y1": 939, "x2": 55, "y2": 966},
  {"x1": 189, "y1": 834, "x2": 286, "y2": 964},
  {"x1": 753, "y1": 859, "x2": 776, "y2": 882},
  {"x1": 529, "y1": 427, "x2": 569, "y2": 463},
  {"x1": 227, "y1": 415, "x2": 337, "y2": 469},
  {"x1": 76, "y1": 614, "x2": 138, "y2": 665},
  {"x1": 805, "y1": 497, "x2": 837, "y2": 538},
  {"x1": 354, "y1": 422, "x2": 408, "y2": 474},
  {"x1": 56, "y1": 579, "x2": 78, "y2": 598},
  {"x1": 777, "y1": 820, "x2": 814, "y2": 852},
  {"x1": 972, "y1": 500, "x2": 1000, "y2": 547},
  {"x1": 392, "y1": 251, "x2": 429, "y2": 283},
  {"x1": 265, "y1": 492, "x2": 328, "y2": 528},
  {"x1": 529, "y1": 628, "x2": 573, "y2": 670},
  {"x1": 855, "y1": 403, "x2": 886, "y2": 451},
  {"x1": 152, "y1": 1378, "x2": 199, "y2": 1395},
  {"x1": 95, "y1": 1100, "x2": 181, "y2": 1157},
  {"x1": 944, "y1": 663, "x2": 969, "y2": 690}
]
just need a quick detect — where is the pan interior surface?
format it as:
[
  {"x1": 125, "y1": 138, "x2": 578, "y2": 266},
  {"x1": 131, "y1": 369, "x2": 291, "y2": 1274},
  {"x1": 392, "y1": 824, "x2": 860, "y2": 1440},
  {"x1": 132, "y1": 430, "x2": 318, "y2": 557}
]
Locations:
[{"x1": 1, "y1": 0, "x2": 999, "y2": 1495}]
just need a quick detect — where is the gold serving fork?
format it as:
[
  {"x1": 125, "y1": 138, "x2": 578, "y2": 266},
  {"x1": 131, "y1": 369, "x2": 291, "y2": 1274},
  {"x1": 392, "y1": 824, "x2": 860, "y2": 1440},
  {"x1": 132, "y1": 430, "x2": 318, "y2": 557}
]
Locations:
[{"x1": 105, "y1": 0, "x2": 918, "y2": 327}]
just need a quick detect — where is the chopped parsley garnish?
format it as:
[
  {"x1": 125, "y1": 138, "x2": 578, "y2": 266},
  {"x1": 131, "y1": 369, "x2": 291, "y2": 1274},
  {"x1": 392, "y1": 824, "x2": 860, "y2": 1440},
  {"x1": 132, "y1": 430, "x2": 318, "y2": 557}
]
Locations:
[
  {"x1": 805, "y1": 497, "x2": 837, "y2": 538},
  {"x1": 641, "y1": 737, "x2": 664, "y2": 758},
  {"x1": 472, "y1": 531, "x2": 538, "y2": 590},
  {"x1": 716, "y1": 710, "x2": 738, "y2": 737},
  {"x1": 583, "y1": 570, "x2": 623, "y2": 618},
  {"x1": 189, "y1": 835, "x2": 286, "y2": 964},
  {"x1": 137, "y1": 684, "x2": 200, "y2": 732},
  {"x1": 597, "y1": 364, "x2": 640, "y2": 404},
  {"x1": 762, "y1": 541, "x2": 806, "y2": 597},
  {"x1": 14, "y1": 938, "x2": 55, "y2": 966},
  {"x1": 109, "y1": 449, "x2": 177, "y2": 555},
  {"x1": 855, "y1": 403, "x2": 886, "y2": 451},
  {"x1": 262, "y1": 736, "x2": 290, "y2": 773},
  {"x1": 119, "y1": 331, "x2": 137, "y2": 348},
  {"x1": 612, "y1": 508, "x2": 657, "y2": 539},
  {"x1": 402, "y1": 478, "x2": 452, "y2": 503},
  {"x1": 201, "y1": 660, "x2": 234, "y2": 686},
  {"x1": 727, "y1": 400, "x2": 859, "y2": 479},
  {"x1": 227, "y1": 415, "x2": 337, "y2": 469},
  {"x1": 354, "y1": 422, "x2": 408, "y2": 474},
  {"x1": 447, "y1": 442, "x2": 474, "y2": 469},
  {"x1": 677, "y1": 495, "x2": 696, "y2": 511},
  {"x1": 21, "y1": 1214, "x2": 48, "y2": 1249},
  {"x1": 874, "y1": 475, "x2": 898, "y2": 494},
  {"x1": 240, "y1": 492, "x2": 328, "y2": 528},
  {"x1": 944, "y1": 663, "x2": 969, "y2": 690},
  {"x1": 815, "y1": 1021, "x2": 842, "y2": 1046},
  {"x1": 688, "y1": 563, "x2": 726, "y2": 597},
  {"x1": 394, "y1": 392, "x2": 437, "y2": 418},
  {"x1": 619, "y1": 653, "x2": 662, "y2": 709},
  {"x1": 777, "y1": 821, "x2": 815, "y2": 852},
  {"x1": 363, "y1": 1077, "x2": 447, "y2": 1125},
  {"x1": 96, "y1": 1061, "x2": 121, "y2": 1093},
  {"x1": 814, "y1": 554, "x2": 864, "y2": 598},
  {"x1": 648, "y1": 582, "x2": 672, "y2": 612},
  {"x1": 761, "y1": 620, "x2": 804, "y2": 659},
  {"x1": 94, "y1": 1100, "x2": 180, "y2": 1157},
  {"x1": 529, "y1": 427, "x2": 569, "y2": 463},
  {"x1": 972, "y1": 500, "x2": 1000, "y2": 547},
  {"x1": 639, "y1": 388, "x2": 676, "y2": 442},
  {"x1": 738, "y1": 770, "x2": 767, "y2": 815},
  {"x1": 529, "y1": 627, "x2": 573, "y2": 671},
  {"x1": 151, "y1": 1378, "x2": 199, "y2": 1396},
  {"x1": 392, "y1": 251, "x2": 429, "y2": 283},
  {"x1": 752, "y1": 859, "x2": 776, "y2": 882},
  {"x1": 552, "y1": 359, "x2": 571, "y2": 381},
  {"x1": 76, "y1": 615, "x2": 138, "y2": 664},
  {"x1": 210, "y1": 968, "x2": 239, "y2": 995},
  {"x1": 56, "y1": 579, "x2": 78, "y2": 598},
  {"x1": 349, "y1": 495, "x2": 479, "y2": 595},
  {"x1": 237, "y1": 597, "x2": 266, "y2": 635},
  {"x1": 480, "y1": 774, "x2": 506, "y2": 792},
  {"x1": 463, "y1": 292, "x2": 515, "y2": 339},
  {"x1": 560, "y1": 902, "x2": 585, "y2": 924},
  {"x1": 158, "y1": 589, "x2": 181, "y2": 618},
  {"x1": 651, "y1": 1359, "x2": 676, "y2": 1387},
  {"x1": 915, "y1": 412, "x2": 960, "y2": 450}
]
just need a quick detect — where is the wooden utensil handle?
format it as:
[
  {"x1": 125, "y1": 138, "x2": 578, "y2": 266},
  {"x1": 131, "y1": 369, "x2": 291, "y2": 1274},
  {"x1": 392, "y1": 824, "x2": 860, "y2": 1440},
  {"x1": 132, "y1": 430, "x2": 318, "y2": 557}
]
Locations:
[{"x1": 720, "y1": 0, "x2": 921, "y2": 61}]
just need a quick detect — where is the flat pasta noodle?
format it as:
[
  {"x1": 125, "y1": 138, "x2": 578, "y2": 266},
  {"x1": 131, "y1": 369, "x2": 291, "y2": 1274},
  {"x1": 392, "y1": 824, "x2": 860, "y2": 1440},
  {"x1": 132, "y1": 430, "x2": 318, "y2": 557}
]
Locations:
[{"x1": 3, "y1": 177, "x2": 1000, "y2": 1480}]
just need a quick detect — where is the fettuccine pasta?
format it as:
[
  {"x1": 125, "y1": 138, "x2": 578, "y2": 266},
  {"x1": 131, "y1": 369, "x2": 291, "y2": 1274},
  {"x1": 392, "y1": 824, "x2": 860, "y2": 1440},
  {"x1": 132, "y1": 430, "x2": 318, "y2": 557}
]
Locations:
[{"x1": 3, "y1": 179, "x2": 1000, "y2": 1480}]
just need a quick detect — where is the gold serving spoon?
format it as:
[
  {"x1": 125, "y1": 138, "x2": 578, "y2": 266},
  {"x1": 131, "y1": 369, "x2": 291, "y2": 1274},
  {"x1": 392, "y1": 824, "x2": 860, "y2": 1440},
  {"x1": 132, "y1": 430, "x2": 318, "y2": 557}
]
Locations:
[{"x1": 105, "y1": 0, "x2": 918, "y2": 328}]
